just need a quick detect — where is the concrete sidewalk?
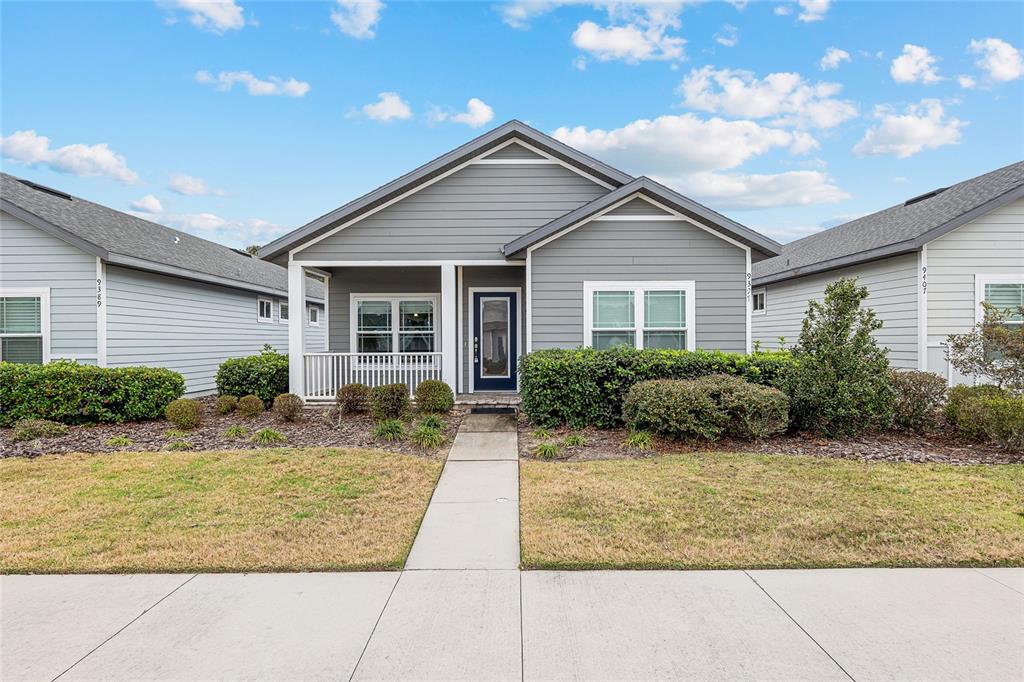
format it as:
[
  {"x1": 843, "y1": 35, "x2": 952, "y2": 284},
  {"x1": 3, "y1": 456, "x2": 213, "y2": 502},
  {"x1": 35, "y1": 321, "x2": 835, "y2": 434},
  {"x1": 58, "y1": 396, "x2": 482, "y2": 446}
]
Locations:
[{"x1": 3, "y1": 568, "x2": 1021, "y2": 681}]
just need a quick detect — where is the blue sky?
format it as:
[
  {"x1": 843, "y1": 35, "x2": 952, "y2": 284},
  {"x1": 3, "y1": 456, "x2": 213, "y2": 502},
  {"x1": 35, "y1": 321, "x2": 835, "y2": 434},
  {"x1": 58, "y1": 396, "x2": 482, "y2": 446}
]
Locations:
[{"x1": 2, "y1": 0, "x2": 1022, "y2": 248}]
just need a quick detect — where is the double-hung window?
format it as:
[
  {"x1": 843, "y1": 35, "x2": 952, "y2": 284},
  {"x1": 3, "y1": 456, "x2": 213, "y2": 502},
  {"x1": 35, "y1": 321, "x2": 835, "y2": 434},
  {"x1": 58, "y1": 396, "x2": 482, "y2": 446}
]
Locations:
[
  {"x1": 0, "y1": 290, "x2": 48, "y2": 364},
  {"x1": 257, "y1": 298, "x2": 273, "y2": 323},
  {"x1": 980, "y1": 278, "x2": 1024, "y2": 328},
  {"x1": 279, "y1": 303, "x2": 289, "y2": 322},
  {"x1": 752, "y1": 289, "x2": 766, "y2": 314},
  {"x1": 584, "y1": 281, "x2": 695, "y2": 351},
  {"x1": 352, "y1": 295, "x2": 437, "y2": 353}
]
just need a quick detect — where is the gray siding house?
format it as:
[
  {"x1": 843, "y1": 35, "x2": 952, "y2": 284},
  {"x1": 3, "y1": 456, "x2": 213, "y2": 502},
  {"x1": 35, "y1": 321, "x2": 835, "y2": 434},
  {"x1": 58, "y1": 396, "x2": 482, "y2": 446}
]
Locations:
[
  {"x1": 752, "y1": 161, "x2": 1024, "y2": 384},
  {"x1": 0, "y1": 173, "x2": 325, "y2": 394},
  {"x1": 258, "y1": 120, "x2": 782, "y2": 400}
]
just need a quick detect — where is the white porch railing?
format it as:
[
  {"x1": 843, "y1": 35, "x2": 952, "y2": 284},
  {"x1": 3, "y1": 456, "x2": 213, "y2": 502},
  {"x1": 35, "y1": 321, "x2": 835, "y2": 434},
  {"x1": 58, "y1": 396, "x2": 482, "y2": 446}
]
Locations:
[{"x1": 303, "y1": 352, "x2": 443, "y2": 400}]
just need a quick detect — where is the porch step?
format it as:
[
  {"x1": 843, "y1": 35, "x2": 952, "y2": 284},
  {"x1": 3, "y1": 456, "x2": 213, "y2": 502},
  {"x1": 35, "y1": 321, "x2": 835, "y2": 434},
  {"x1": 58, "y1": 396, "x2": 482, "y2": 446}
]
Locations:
[{"x1": 455, "y1": 392, "x2": 521, "y2": 408}]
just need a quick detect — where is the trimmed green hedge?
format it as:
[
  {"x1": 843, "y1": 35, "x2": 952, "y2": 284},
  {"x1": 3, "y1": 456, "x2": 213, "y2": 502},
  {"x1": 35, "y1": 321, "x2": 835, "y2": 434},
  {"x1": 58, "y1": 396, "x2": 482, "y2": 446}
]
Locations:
[
  {"x1": 0, "y1": 361, "x2": 185, "y2": 426},
  {"x1": 519, "y1": 347, "x2": 794, "y2": 428},
  {"x1": 215, "y1": 346, "x2": 289, "y2": 405}
]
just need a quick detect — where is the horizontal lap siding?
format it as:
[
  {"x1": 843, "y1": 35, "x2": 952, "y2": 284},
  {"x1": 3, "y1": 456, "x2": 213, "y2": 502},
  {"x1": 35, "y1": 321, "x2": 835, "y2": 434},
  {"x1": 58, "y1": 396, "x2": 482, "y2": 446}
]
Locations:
[
  {"x1": 530, "y1": 220, "x2": 748, "y2": 353},
  {"x1": 752, "y1": 253, "x2": 919, "y2": 369},
  {"x1": 294, "y1": 164, "x2": 607, "y2": 262},
  {"x1": 0, "y1": 212, "x2": 97, "y2": 361}
]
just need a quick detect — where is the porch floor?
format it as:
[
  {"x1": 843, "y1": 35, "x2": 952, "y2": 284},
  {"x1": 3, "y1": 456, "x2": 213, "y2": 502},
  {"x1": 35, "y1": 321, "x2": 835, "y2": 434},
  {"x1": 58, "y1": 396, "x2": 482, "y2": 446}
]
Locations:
[{"x1": 456, "y1": 392, "x2": 521, "y2": 407}]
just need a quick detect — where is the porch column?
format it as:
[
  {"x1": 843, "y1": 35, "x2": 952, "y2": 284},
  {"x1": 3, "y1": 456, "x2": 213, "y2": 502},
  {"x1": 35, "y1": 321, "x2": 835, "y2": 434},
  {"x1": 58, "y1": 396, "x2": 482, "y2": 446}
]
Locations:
[
  {"x1": 288, "y1": 262, "x2": 306, "y2": 398},
  {"x1": 441, "y1": 264, "x2": 457, "y2": 390}
]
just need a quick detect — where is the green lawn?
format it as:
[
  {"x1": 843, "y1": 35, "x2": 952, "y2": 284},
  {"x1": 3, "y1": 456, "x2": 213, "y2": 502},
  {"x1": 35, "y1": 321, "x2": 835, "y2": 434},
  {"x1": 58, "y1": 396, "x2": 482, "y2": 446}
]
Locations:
[
  {"x1": 0, "y1": 448, "x2": 442, "y2": 573},
  {"x1": 521, "y1": 453, "x2": 1024, "y2": 570}
]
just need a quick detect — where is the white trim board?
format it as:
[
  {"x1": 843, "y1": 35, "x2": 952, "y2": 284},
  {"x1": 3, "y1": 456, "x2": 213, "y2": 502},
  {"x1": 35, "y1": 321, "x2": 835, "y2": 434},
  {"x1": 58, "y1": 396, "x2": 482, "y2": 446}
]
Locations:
[
  {"x1": 0, "y1": 286, "x2": 51, "y2": 363},
  {"x1": 95, "y1": 257, "x2": 107, "y2": 367},
  {"x1": 290, "y1": 259, "x2": 524, "y2": 267},
  {"x1": 917, "y1": 245, "x2": 928, "y2": 371},
  {"x1": 467, "y1": 286, "x2": 523, "y2": 394}
]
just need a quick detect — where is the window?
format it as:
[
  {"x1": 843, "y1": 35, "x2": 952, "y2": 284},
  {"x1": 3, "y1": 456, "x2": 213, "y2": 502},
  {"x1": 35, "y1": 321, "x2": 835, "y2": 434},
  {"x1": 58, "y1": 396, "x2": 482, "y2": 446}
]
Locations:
[
  {"x1": 307, "y1": 305, "x2": 320, "y2": 326},
  {"x1": 352, "y1": 295, "x2": 437, "y2": 353},
  {"x1": 752, "y1": 289, "x2": 766, "y2": 314},
  {"x1": 584, "y1": 281, "x2": 694, "y2": 351},
  {"x1": 279, "y1": 303, "x2": 289, "y2": 322},
  {"x1": 257, "y1": 298, "x2": 273, "y2": 322},
  {"x1": 983, "y1": 280, "x2": 1024, "y2": 327},
  {"x1": 0, "y1": 291, "x2": 48, "y2": 364}
]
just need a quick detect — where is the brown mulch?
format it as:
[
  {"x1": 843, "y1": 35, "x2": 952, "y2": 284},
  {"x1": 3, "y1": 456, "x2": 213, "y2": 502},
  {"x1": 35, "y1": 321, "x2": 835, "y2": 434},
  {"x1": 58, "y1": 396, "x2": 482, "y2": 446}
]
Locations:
[
  {"x1": 0, "y1": 396, "x2": 463, "y2": 459},
  {"x1": 517, "y1": 415, "x2": 1023, "y2": 465}
]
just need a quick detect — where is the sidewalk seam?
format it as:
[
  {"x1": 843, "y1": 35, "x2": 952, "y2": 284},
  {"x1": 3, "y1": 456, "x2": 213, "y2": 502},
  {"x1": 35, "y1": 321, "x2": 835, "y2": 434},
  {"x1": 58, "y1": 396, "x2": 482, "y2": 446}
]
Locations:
[
  {"x1": 744, "y1": 571, "x2": 856, "y2": 682},
  {"x1": 972, "y1": 568, "x2": 1024, "y2": 597},
  {"x1": 50, "y1": 573, "x2": 198, "y2": 682},
  {"x1": 348, "y1": 572, "x2": 403, "y2": 682}
]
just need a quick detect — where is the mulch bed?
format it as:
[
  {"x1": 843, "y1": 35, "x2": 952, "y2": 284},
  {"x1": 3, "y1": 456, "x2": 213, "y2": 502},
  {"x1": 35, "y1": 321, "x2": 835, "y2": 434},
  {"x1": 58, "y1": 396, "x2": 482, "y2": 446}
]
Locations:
[
  {"x1": 0, "y1": 396, "x2": 463, "y2": 459},
  {"x1": 518, "y1": 415, "x2": 1023, "y2": 465}
]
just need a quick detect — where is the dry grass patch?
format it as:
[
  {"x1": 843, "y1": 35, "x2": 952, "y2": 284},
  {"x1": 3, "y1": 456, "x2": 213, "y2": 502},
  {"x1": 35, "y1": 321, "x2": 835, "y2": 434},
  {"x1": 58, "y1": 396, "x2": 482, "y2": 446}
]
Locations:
[
  {"x1": 521, "y1": 453, "x2": 1024, "y2": 570},
  {"x1": 0, "y1": 448, "x2": 442, "y2": 573}
]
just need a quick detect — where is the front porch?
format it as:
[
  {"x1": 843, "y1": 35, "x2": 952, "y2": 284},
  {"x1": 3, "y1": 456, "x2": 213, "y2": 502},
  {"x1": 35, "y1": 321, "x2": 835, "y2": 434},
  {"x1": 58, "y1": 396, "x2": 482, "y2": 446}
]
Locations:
[{"x1": 287, "y1": 262, "x2": 525, "y2": 402}]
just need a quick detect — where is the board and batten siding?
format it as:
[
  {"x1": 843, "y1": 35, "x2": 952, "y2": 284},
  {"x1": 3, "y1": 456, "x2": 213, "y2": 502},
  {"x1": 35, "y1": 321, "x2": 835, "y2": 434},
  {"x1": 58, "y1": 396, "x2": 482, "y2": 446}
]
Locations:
[
  {"x1": 0, "y1": 211, "x2": 98, "y2": 363},
  {"x1": 530, "y1": 219, "x2": 748, "y2": 353},
  {"x1": 925, "y1": 197, "x2": 1024, "y2": 379},
  {"x1": 752, "y1": 253, "x2": 919, "y2": 369},
  {"x1": 293, "y1": 163, "x2": 608, "y2": 262}
]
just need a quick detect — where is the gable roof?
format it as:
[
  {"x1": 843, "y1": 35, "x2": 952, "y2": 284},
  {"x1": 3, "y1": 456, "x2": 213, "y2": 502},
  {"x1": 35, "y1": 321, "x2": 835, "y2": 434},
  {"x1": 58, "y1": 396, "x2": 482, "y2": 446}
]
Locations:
[
  {"x1": 1, "y1": 173, "x2": 323, "y2": 300},
  {"x1": 753, "y1": 160, "x2": 1024, "y2": 286},
  {"x1": 258, "y1": 120, "x2": 634, "y2": 260},
  {"x1": 502, "y1": 176, "x2": 783, "y2": 259}
]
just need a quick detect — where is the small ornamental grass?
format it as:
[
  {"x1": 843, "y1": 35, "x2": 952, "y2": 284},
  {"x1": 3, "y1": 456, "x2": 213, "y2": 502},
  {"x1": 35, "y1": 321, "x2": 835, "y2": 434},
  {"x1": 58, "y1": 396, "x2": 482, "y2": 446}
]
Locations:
[
  {"x1": 164, "y1": 398, "x2": 201, "y2": 430},
  {"x1": 370, "y1": 384, "x2": 411, "y2": 421},
  {"x1": 167, "y1": 440, "x2": 193, "y2": 451},
  {"x1": 562, "y1": 433, "x2": 586, "y2": 448},
  {"x1": 237, "y1": 394, "x2": 265, "y2": 418},
  {"x1": 223, "y1": 425, "x2": 248, "y2": 439},
  {"x1": 418, "y1": 414, "x2": 445, "y2": 431},
  {"x1": 10, "y1": 419, "x2": 68, "y2": 443},
  {"x1": 163, "y1": 429, "x2": 188, "y2": 440},
  {"x1": 415, "y1": 380, "x2": 454, "y2": 414},
  {"x1": 104, "y1": 435, "x2": 134, "y2": 447},
  {"x1": 535, "y1": 442, "x2": 561, "y2": 460},
  {"x1": 251, "y1": 428, "x2": 287, "y2": 446},
  {"x1": 623, "y1": 430, "x2": 653, "y2": 451},
  {"x1": 214, "y1": 395, "x2": 238, "y2": 415},
  {"x1": 410, "y1": 425, "x2": 446, "y2": 449},
  {"x1": 273, "y1": 393, "x2": 304, "y2": 422},
  {"x1": 532, "y1": 427, "x2": 552, "y2": 440},
  {"x1": 373, "y1": 419, "x2": 406, "y2": 442}
]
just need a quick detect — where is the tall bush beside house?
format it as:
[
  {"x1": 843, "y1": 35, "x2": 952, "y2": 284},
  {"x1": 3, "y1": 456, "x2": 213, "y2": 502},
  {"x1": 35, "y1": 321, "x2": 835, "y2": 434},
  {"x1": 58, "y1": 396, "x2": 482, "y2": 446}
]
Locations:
[
  {"x1": 784, "y1": 278, "x2": 895, "y2": 438},
  {"x1": 215, "y1": 345, "x2": 289, "y2": 405},
  {"x1": 891, "y1": 370, "x2": 947, "y2": 433}
]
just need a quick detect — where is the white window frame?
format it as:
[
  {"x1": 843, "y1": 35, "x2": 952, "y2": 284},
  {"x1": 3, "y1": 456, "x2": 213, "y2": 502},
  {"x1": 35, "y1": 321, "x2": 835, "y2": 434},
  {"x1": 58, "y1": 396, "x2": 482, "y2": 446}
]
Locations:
[
  {"x1": 975, "y1": 274, "x2": 1024, "y2": 326},
  {"x1": 752, "y1": 288, "x2": 767, "y2": 316},
  {"x1": 279, "y1": 302, "x2": 289, "y2": 324},
  {"x1": 257, "y1": 297, "x2": 274, "y2": 323},
  {"x1": 0, "y1": 287, "x2": 51, "y2": 363},
  {"x1": 583, "y1": 280, "x2": 696, "y2": 352},
  {"x1": 349, "y1": 293, "x2": 440, "y2": 354},
  {"x1": 307, "y1": 305, "x2": 320, "y2": 327}
]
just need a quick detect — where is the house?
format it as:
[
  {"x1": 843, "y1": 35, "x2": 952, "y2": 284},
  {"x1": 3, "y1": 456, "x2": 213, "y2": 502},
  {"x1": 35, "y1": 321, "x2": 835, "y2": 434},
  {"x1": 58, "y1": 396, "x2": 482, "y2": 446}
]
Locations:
[
  {"x1": 752, "y1": 161, "x2": 1024, "y2": 385},
  {"x1": 0, "y1": 172, "x2": 326, "y2": 394},
  {"x1": 258, "y1": 120, "x2": 783, "y2": 400}
]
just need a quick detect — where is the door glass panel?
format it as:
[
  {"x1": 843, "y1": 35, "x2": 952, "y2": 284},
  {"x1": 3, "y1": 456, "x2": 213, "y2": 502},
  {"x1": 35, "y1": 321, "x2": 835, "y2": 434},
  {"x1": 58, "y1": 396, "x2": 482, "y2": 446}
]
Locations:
[{"x1": 480, "y1": 298, "x2": 510, "y2": 378}]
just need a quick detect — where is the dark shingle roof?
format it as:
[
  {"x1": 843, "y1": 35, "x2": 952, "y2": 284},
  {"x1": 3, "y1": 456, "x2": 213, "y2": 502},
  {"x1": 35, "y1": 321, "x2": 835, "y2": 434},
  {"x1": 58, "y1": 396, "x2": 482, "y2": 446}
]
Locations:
[
  {"x1": 753, "y1": 161, "x2": 1024, "y2": 285},
  {"x1": 1, "y1": 172, "x2": 322, "y2": 299}
]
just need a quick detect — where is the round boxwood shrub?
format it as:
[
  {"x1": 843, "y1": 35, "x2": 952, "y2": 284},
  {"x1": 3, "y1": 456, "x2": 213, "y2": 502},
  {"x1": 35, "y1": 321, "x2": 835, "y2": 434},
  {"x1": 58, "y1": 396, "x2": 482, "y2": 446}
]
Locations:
[
  {"x1": 215, "y1": 394, "x2": 238, "y2": 415},
  {"x1": 273, "y1": 393, "x2": 304, "y2": 422},
  {"x1": 890, "y1": 370, "x2": 947, "y2": 434},
  {"x1": 370, "y1": 383, "x2": 410, "y2": 420},
  {"x1": 11, "y1": 418, "x2": 68, "y2": 443},
  {"x1": 237, "y1": 394, "x2": 265, "y2": 418},
  {"x1": 973, "y1": 396, "x2": 1024, "y2": 450},
  {"x1": 415, "y1": 380, "x2": 454, "y2": 413},
  {"x1": 713, "y1": 375, "x2": 789, "y2": 440},
  {"x1": 336, "y1": 383, "x2": 370, "y2": 414},
  {"x1": 165, "y1": 398, "x2": 201, "y2": 430},
  {"x1": 624, "y1": 378, "x2": 729, "y2": 441},
  {"x1": 215, "y1": 345, "x2": 288, "y2": 405}
]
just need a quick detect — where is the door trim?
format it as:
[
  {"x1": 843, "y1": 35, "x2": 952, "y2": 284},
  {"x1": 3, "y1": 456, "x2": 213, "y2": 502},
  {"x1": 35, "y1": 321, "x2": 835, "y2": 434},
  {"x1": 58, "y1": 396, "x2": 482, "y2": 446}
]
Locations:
[{"x1": 467, "y1": 286, "x2": 523, "y2": 394}]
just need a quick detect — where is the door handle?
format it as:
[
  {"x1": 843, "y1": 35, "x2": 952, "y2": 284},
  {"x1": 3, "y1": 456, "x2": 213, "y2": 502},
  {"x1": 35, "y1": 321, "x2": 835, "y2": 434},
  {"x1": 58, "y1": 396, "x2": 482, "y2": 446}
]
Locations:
[{"x1": 473, "y1": 336, "x2": 479, "y2": 363}]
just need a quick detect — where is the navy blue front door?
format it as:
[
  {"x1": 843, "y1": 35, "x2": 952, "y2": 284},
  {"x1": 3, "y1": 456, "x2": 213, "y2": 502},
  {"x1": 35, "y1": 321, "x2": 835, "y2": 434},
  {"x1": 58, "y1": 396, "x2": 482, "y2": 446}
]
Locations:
[{"x1": 473, "y1": 292, "x2": 517, "y2": 391}]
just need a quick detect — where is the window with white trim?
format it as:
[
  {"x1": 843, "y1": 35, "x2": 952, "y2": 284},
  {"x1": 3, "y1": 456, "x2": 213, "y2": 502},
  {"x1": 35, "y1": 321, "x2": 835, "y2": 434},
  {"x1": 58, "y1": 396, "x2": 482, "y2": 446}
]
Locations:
[
  {"x1": 983, "y1": 281, "x2": 1024, "y2": 328},
  {"x1": 584, "y1": 281, "x2": 695, "y2": 351},
  {"x1": 279, "y1": 302, "x2": 289, "y2": 322},
  {"x1": 752, "y1": 289, "x2": 766, "y2": 314},
  {"x1": 353, "y1": 295, "x2": 437, "y2": 353},
  {"x1": 1, "y1": 295, "x2": 45, "y2": 364},
  {"x1": 257, "y1": 297, "x2": 273, "y2": 322},
  {"x1": 308, "y1": 305, "x2": 320, "y2": 326}
]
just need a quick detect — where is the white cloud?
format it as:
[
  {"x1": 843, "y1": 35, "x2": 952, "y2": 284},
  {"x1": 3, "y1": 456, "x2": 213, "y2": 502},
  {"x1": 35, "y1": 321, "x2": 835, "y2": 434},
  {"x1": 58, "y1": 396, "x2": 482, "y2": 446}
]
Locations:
[
  {"x1": 573, "y1": 56, "x2": 587, "y2": 70},
  {"x1": 359, "y1": 92, "x2": 412, "y2": 121},
  {"x1": 797, "y1": 0, "x2": 830, "y2": 22},
  {"x1": 819, "y1": 47, "x2": 850, "y2": 70},
  {"x1": 773, "y1": 5, "x2": 792, "y2": 16},
  {"x1": 499, "y1": 0, "x2": 588, "y2": 29},
  {"x1": 969, "y1": 37, "x2": 1023, "y2": 82},
  {"x1": 572, "y1": 18, "x2": 684, "y2": 62},
  {"x1": 0, "y1": 129, "x2": 139, "y2": 184},
  {"x1": 715, "y1": 24, "x2": 739, "y2": 48},
  {"x1": 130, "y1": 194, "x2": 163, "y2": 213},
  {"x1": 664, "y1": 170, "x2": 848, "y2": 209},
  {"x1": 331, "y1": 0, "x2": 384, "y2": 39},
  {"x1": 167, "y1": 172, "x2": 225, "y2": 196},
  {"x1": 679, "y1": 66, "x2": 857, "y2": 129},
  {"x1": 853, "y1": 99, "x2": 966, "y2": 158},
  {"x1": 194, "y1": 70, "x2": 311, "y2": 97},
  {"x1": 429, "y1": 98, "x2": 495, "y2": 128},
  {"x1": 162, "y1": 0, "x2": 246, "y2": 34},
  {"x1": 890, "y1": 44, "x2": 942, "y2": 84},
  {"x1": 152, "y1": 212, "x2": 286, "y2": 248},
  {"x1": 958, "y1": 75, "x2": 977, "y2": 89}
]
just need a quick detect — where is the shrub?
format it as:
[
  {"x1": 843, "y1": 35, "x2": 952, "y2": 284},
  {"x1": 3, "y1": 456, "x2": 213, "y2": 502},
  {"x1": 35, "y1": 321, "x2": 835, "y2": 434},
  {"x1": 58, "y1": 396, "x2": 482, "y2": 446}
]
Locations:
[
  {"x1": 373, "y1": 419, "x2": 406, "y2": 442},
  {"x1": 535, "y1": 442, "x2": 560, "y2": 460},
  {"x1": 624, "y1": 378, "x2": 729, "y2": 441},
  {"x1": 518, "y1": 346, "x2": 793, "y2": 428},
  {"x1": 415, "y1": 380, "x2": 454, "y2": 413},
  {"x1": 563, "y1": 433, "x2": 586, "y2": 447},
  {"x1": 418, "y1": 414, "x2": 445, "y2": 430},
  {"x1": 215, "y1": 345, "x2": 288, "y2": 405},
  {"x1": 891, "y1": 370, "x2": 948, "y2": 433},
  {"x1": 237, "y1": 395, "x2": 265, "y2": 418},
  {"x1": 622, "y1": 430, "x2": 652, "y2": 450},
  {"x1": 945, "y1": 384, "x2": 1010, "y2": 440},
  {"x1": 370, "y1": 384, "x2": 410, "y2": 420},
  {"x1": 165, "y1": 398, "x2": 201, "y2": 429},
  {"x1": 336, "y1": 383, "x2": 370, "y2": 414},
  {"x1": 224, "y1": 424, "x2": 248, "y2": 439},
  {"x1": 410, "y1": 425, "x2": 446, "y2": 449},
  {"x1": 105, "y1": 435, "x2": 134, "y2": 447},
  {"x1": 251, "y1": 427, "x2": 286, "y2": 445},
  {"x1": 975, "y1": 397, "x2": 1024, "y2": 450},
  {"x1": 946, "y1": 303, "x2": 1024, "y2": 392},
  {"x1": 0, "y1": 361, "x2": 184, "y2": 426},
  {"x1": 714, "y1": 377, "x2": 789, "y2": 440},
  {"x1": 273, "y1": 393, "x2": 304, "y2": 422},
  {"x1": 784, "y1": 278, "x2": 895, "y2": 438},
  {"x1": 215, "y1": 395, "x2": 238, "y2": 415},
  {"x1": 10, "y1": 419, "x2": 68, "y2": 443}
]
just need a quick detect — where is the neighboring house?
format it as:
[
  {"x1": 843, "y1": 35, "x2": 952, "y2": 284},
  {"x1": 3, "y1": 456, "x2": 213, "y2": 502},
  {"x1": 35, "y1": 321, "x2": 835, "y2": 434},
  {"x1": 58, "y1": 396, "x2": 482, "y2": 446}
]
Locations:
[
  {"x1": 259, "y1": 120, "x2": 782, "y2": 400},
  {"x1": 752, "y1": 161, "x2": 1024, "y2": 385},
  {"x1": 0, "y1": 173, "x2": 326, "y2": 394}
]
